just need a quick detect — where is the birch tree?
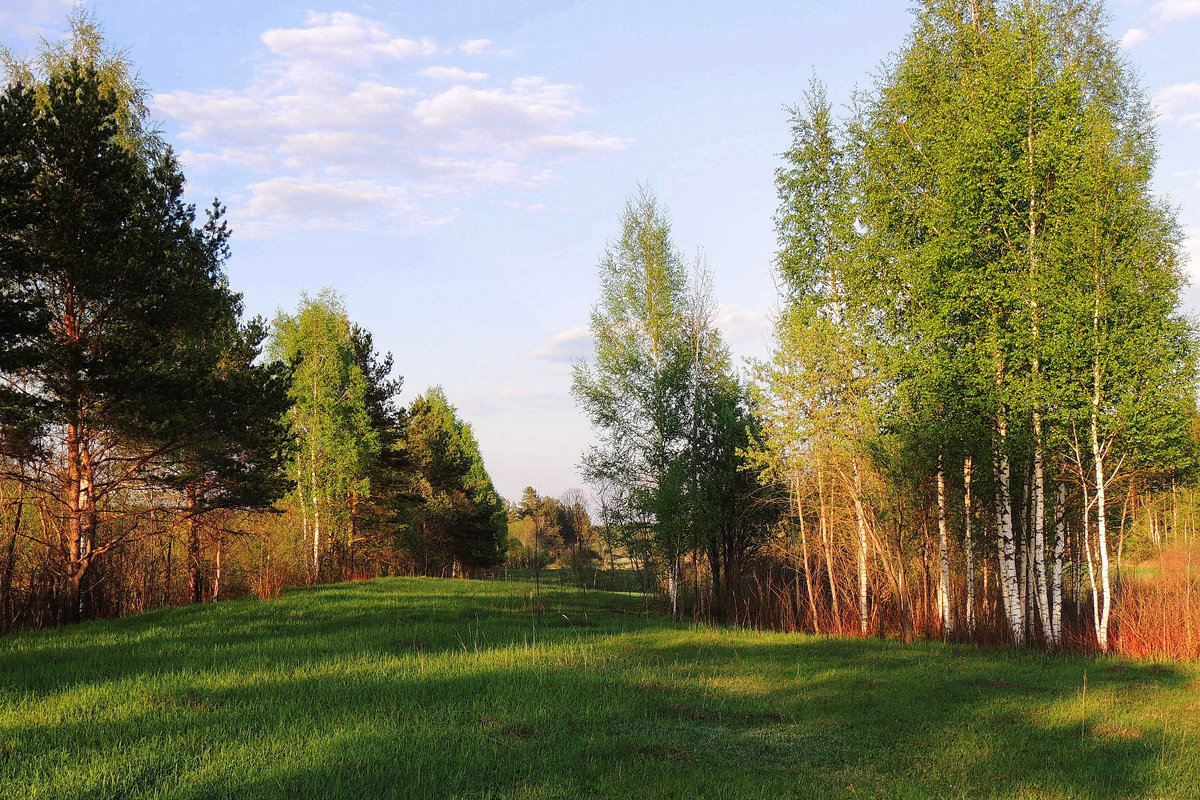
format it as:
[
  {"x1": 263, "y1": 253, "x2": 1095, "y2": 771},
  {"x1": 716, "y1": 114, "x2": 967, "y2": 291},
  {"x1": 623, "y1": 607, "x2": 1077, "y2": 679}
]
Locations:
[
  {"x1": 270, "y1": 290, "x2": 379, "y2": 581},
  {"x1": 572, "y1": 188, "x2": 693, "y2": 616},
  {"x1": 769, "y1": 78, "x2": 881, "y2": 635}
]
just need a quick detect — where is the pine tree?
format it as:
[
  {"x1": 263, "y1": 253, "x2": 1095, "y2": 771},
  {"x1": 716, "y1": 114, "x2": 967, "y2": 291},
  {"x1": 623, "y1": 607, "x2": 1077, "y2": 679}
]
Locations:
[{"x1": 0, "y1": 64, "x2": 245, "y2": 620}]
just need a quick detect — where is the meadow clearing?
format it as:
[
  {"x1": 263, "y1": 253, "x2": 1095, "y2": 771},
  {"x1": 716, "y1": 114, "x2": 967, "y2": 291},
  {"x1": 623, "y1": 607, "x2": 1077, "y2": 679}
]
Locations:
[{"x1": 1, "y1": 577, "x2": 1198, "y2": 799}]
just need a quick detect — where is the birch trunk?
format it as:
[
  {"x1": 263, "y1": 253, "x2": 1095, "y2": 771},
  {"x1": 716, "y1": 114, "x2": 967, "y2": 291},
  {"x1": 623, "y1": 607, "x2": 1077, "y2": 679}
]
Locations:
[
  {"x1": 993, "y1": 411, "x2": 1024, "y2": 645},
  {"x1": 937, "y1": 454, "x2": 953, "y2": 637},
  {"x1": 1091, "y1": 405, "x2": 1112, "y2": 652},
  {"x1": 668, "y1": 555, "x2": 679, "y2": 619},
  {"x1": 1051, "y1": 481, "x2": 1066, "y2": 648},
  {"x1": 818, "y1": 461, "x2": 840, "y2": 632},
  {"x1": 1082, "y1": 482, "x2": 1102, "y2": 646},
  {"x1": 964, "y1": 456, "x2": 975, "y2": 635},
  {"x1": 851, "y1": 455, "x2": 870, "y2": 636},
  {"x1": 212, "y1": 534, "x2": 224, "y2": 601},
  {"x1": 1090, "y1": 270, "x2": 1112, "y2": 652},
  {"x1": 1032, "y1": 417, "x2": 1051, "y2": 642},
  {"x1": 310, "y1": 450, "x2": 321, "y2": 583},
  {"x1": 795, "y1": 470, "x2": 819, "y2": 633}
]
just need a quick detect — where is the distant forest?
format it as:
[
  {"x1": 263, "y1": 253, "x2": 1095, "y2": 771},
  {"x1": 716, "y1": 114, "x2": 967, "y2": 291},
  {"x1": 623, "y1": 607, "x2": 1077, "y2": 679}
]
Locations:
[{"x1": 2, "y1": 3, "x2": 1199, "y2": 660}]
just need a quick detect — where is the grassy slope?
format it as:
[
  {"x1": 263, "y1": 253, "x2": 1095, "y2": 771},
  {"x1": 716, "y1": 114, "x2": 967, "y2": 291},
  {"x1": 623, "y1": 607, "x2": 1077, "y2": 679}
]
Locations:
[{"x1": 1, "y1": 578, "x2": 1198, "y2": 800}]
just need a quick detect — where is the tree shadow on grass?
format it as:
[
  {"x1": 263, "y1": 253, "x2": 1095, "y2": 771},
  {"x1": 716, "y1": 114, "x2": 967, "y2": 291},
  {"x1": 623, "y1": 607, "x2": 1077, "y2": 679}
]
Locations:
[
  {"x1": 3, "y1": 592, "x2": 1195, "y2": 799},
  {"x1": 0, "y1": 578, "x2": 654, "y2": 697}
]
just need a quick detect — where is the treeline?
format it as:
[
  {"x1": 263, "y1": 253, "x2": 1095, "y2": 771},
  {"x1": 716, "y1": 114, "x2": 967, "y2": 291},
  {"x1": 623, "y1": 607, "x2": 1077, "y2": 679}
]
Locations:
[
  {"x1": 0, "y1": 18, "x2": 505, "y2": 629},
  {"x1": 575, "y1": 0, "x2": 1200, "y2": 656}
]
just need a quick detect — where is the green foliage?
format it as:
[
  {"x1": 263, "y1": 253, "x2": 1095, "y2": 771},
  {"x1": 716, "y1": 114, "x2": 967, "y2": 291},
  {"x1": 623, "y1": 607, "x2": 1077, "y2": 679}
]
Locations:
[
  {"x1": 404, "y1": 387, "x2": 506, "y2": 572},
  {"x1": 270, "y1": 290, "x2": 380, "y2": 523},
  {"x1": 1, "y1": 9, "x2": 162, "y2": 157},
  {"x1": 574, "y1": 189, "x2": 772, "y2": 608},
  {"x1": 573, "y1": 188, "x2": 693, "y2": 540},
  {"x1": 0, "y1": 64, "x2": 237, "y2": 445},
  {"x1": 165, "y1": 317, "x2": 294, "y2": 513},
  {"x1": 854, "y1": 0, "x2": 1194, "y2": 463}
]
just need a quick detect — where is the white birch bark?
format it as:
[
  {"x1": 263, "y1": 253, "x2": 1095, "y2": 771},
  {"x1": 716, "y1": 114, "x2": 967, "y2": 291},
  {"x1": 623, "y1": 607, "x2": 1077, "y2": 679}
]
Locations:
[
  {"x1": 851, "y1": 455, "x2": 870, "y2": 636},
  {"x1": 818, "y1": 461, "x2": 840, "y2": 632},
  {"x1": 795, "y1": 469, "x2": 819, "y2": 633},
  {"x1": 1091, "y1": 405, "x2": 1112, "y2": 652},
  {"x1": 994, "y1": 411, "x2": 1024, "y2": 645},
  {"x1": 1050, "y1": 480, "x2": 1066, "y2": 648},
  {"x1": 310, "y1": 451, "x2": 321, "y2": 582},
  {"x1": 1081, "y1": 481, "x2": 1102, "y2": 645},
  {"x1": 964, "y1": 456, "x2": 975, "y2": 635},
  {"x1": 937, "y1": 454, "x2": 953, "y2": 637},
  {"x1": 1032, "y1": 418, "x2": 1051, "y2": 642}
]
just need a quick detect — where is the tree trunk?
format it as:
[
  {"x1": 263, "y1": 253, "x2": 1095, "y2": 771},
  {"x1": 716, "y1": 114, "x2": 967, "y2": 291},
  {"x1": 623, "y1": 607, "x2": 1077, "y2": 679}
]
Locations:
[
  {"x1": 310, "y1": 452, "x2": 321, "y2": 583},
  {"x1": 796, "y1": 472, "x2": 819, "y2": 634},
  {"x1": 1091, "y1": 404, "x2": 1112, "y2": 652},
  {"x1": 1051, "y1": 480, "x2": 1066, "y2": 648},
  {"x1": 1032, "y1": 416, "x2": 1051, "y2": 642},
  {"x1": 1082, "y1": 481, "x2": 1102, "y2": 649},
  {"x1": 937, "y1": 454, "x2": 953, "y2": 638},
  {"x1": 1, "y1": 490, "x2": 22, "y2": 632},
  {"x1": 64, "y1": 422, "x2": 84, "y2": 623},
  {"x1": 993, "y1": 411, "x2": 1024, "y2": 645},
  {"x1": 187, "y1": 486, "x2": 203, "y2": 604},
  {"x1": 818, "y1": 461, "x2": 840, "y2": 633},
  {"x1": 851, "y1": 455, "x2": 870, "y2": 636},
  {"x1": 1019, "y1": 465, "x2": 1032, "y2": 640},
  {"x1": 964, "y1": 456, "x2": 975, "y2": 636},
  {"x1": 212, "y1": 534, "x2": 224, "y2": 601}
]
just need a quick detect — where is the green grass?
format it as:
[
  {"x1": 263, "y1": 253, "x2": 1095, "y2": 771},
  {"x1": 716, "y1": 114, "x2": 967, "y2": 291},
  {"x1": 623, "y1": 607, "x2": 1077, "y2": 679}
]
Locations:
[
  {"x1": 489, "y1": 567, "x2": 646, "y2": 594},
  {"x1": 2, "y1": 578, "x2": 1198, "y2": 799}
]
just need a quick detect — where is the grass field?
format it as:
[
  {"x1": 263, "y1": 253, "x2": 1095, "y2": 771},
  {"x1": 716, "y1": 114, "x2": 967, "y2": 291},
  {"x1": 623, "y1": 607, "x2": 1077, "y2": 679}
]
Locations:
[{"x1": 2, "y1": 578, "x2": 1198, "y2": 799}]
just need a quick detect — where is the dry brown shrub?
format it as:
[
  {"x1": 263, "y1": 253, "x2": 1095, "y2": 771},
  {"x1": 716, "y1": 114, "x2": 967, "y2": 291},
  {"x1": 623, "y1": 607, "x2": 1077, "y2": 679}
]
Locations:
[{"x1": 1113, "y1": 543, "x2": 1200, "y2": 660}]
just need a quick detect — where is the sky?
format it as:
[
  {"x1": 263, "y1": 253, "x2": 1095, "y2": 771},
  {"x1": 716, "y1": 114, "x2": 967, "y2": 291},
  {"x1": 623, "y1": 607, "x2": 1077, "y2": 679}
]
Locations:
[{"x1": 2, "y1": 0, "x2": 1199, "y2": 502}]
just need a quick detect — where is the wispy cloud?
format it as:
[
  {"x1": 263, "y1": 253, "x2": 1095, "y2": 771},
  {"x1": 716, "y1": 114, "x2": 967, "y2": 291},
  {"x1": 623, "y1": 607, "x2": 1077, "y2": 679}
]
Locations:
[
  {"x1": 458, "y1": 38, "x2": 495, "y2": 55},
  {"x1": 1154, "y1": 82, "x2": 1200, "y2": 129},
  {"x1": 1150, "y1": 0, "x2": 1200, "y2": 23},
  {"x1": 716, "y1": 305, "x2": 773, "y2": 357},
  {"x1": 260, "y1": 12, "x2": 435, "y2": 68},
  {"x1": 153, "y1": 11, "x2": 629, "y2": 237},
  {"x1": 418, "y1": 66, "x2": 488, "y2": 82},
  {"x1": 0, "y1": 0, "x2": 72, "y2": 41},
  {"x1": 1115, "y1": 1, "x2": 1200, "y2": 49},
  {"x1": 530, "y1": 326, "x2": 592, "y2": 364},
  {"x1": 1184, "y1": 229, "x2": 1200, "y2": 285}
]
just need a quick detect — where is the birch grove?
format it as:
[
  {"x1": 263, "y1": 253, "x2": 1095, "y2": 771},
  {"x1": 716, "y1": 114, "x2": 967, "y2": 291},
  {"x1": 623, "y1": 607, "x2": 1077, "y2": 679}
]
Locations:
[{"x1": 746, "y1": 0, "x2": 1195, "y2": 651}]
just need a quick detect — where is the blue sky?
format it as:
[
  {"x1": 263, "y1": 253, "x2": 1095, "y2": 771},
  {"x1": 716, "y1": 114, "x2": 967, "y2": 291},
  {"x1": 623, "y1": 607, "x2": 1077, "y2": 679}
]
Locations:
[{"x1": 3, "y1": 0, "x2": 1198, "y2": 501}]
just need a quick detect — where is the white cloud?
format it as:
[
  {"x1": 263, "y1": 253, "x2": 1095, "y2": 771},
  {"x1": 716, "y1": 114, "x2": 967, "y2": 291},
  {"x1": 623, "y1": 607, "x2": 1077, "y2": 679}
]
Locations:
[
  {"x1": 501, "y1": 199, "x2": 550, "y2": 211},
  {"x1": 520, "y1": 132, "x2": 633, "y2": 155},
  {"x1": 261, "y1": 11, "x2": 435, "y2": 68},
  {"x1": 459, "y1": 38, "x2": 494, "y2": 55},
  {"x1": 1184, "y1": 230, "x2": 1200, "y2": 285},
  {"x1": 413, "y1": 78, "x2": 579, "y2": 131},
  {"x1": 1154, "y1": 82, "x2": 1200, "y2": 128},
  {"x1": 236, "y1": 176, "x2": 455, "y2": 238},
  {"x1": 530, "y1": 327, "x2": 592, "y2": 363},
  {"x1": 418, "y1": 66, "x2": 488, "y2": 82},
  {"x1": 1120, "y1": 27, "x2": 1151, "y2": 49},
  {"x1": 0, "y1": 0, "x2": 72, "y2": 41},
  {"x1": 716, "y1": 305, "x2": 773, "y2": 357},
  {"x1": 153, "y1": 12, "x2": 626, "y2": 237},
  {"x1": 1151, "y1": 0, "x2": 1200, "y2": 22}
]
